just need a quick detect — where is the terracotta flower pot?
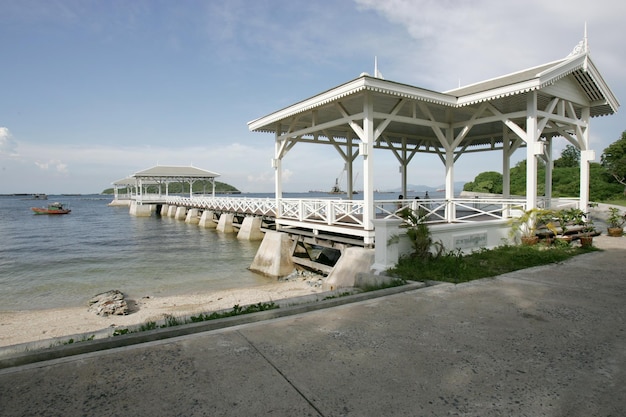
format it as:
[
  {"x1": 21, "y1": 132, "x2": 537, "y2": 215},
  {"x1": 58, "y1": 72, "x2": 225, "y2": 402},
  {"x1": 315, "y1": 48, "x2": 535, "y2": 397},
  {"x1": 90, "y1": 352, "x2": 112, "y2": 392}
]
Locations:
[
  {"x1": 580, "y1": 236, "x2": 593, "y2": 248},
  {"x1": 521, "y1": 236, "x2": 539, "y2": 245},
  {"x1": 607, "y1": 227, "x2": 623, "y2": 237}
]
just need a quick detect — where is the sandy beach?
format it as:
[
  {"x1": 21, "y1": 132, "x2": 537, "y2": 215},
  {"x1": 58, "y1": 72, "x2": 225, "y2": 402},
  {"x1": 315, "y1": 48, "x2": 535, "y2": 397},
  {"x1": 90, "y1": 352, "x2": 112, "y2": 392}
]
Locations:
[{"x1": 0, "y1": 280, "x2": 324, "y2": 349}]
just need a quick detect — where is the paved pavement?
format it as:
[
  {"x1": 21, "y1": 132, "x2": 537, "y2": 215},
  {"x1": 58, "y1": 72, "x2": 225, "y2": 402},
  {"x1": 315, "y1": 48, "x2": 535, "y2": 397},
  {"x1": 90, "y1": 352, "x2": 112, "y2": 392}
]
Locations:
[{"x1": 1, "y1": 236, "x2": 625, "y2": 417}]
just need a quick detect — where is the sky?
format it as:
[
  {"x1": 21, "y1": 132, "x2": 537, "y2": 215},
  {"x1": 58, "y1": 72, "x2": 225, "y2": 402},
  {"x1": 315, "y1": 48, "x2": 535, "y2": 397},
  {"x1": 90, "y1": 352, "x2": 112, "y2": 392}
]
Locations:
[{"x1": 1, "y1": 0, "x2": 625, "y2": 195}]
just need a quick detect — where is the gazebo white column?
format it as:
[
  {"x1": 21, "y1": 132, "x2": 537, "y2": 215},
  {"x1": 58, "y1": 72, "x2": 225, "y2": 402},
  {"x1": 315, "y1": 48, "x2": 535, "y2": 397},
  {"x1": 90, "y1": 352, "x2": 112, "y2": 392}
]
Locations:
[
  {"x1": 525, "y1": 91, "x2": 539, "y2": 210},
  {"x1": 580, "y1": 107, "x2": 592, "y2": 211},
  {"x1": 544, "y1": 137, "x2": 553, "y2": 207},
  {"x1": 346, "y1": 134, "x2": 354, "y2": 197},
  {"x1": 274, "y1": 126, "x2": 283, "y2": 217},
  {"x1": 502, "y1": 127, "x2": 511, "y2": 198},
  {"x1": 362, "y1": 93, "x2": 375, "y2": 239},
  {"x1": 444, "y1": 125, "x2": 455, "y2": 222}
]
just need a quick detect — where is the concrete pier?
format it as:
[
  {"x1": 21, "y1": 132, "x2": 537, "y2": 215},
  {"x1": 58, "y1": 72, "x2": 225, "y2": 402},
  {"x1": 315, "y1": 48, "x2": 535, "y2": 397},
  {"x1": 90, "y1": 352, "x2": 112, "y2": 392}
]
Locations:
[
  {"x1": 167, "y1": 205, "x2": 177, "y2": 218},
  {"x1": 160, "y1": 204, "x2": 169, "y2": 216},
  {"x1": 129, "y1": 201, "x2": 153, "y2": 217},
  {"x1": 216, "y1": 213, "x2": 235, "y2": 233},
  {"x1": 323, "y1": 247, "x2": 375, "y2": 291},
  {"x1": 174, "y1": 207, "x2": 187, "y2": 221},
  {"x1": 237, "y1": 216, "x2": 264, "y2": 241},
  {"x1": 249, "y1": 231, "x2": 295, "y2": 277},
  {"x1": 185, "y1": 208, "x2": 200, "y2": 225},
  {"x1": 199, "y1": 210, "x2": 217, "y2": 229}
]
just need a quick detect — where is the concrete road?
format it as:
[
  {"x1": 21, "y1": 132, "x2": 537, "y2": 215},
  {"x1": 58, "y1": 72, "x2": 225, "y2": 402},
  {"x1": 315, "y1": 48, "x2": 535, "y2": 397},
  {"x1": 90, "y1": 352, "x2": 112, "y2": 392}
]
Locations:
[{"x1": 1, "y1": 236, "x2": 625, "y2": 416}]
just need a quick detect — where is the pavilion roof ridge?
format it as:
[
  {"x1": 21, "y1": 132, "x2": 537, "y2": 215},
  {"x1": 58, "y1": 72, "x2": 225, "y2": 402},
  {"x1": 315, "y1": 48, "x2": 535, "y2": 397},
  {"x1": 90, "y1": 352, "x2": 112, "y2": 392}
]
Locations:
[{"x1": 133, "y1": 165, "x2": 221, "y2": 178}]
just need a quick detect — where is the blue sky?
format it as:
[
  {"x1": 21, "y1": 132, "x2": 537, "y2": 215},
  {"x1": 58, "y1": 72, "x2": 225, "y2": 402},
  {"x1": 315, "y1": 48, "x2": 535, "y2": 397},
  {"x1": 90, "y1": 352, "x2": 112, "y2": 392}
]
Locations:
[{"x1": 1, "y1": 0, "x2": 624, "y2": 194}]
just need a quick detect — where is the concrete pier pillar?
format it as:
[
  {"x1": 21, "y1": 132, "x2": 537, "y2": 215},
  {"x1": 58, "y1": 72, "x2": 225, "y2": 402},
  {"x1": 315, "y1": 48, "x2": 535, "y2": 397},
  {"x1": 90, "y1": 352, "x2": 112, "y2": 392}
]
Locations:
[
  {"x1": 160, "y1": 204, "x2": 169, "y2": 216},
  {"x1": 216, "y1": 213, "x2": 235, "y2": 233},
  {"x1": 249, "y1": 231, "x2": 295, "y2": 277},
  {"x1": 167, "y1": 205, "x2": 177, "y2": 217},
  {"x1": 237, "y1": 216, "x2": 264, "y2": 240},
  {"x1": 185, "y1": 208, "x2": 200, "y2": 224},
  {"x1": 199, "y1": 210, "x2": 217, "y2": 229},
  {"x1": 129, "y1": 201, "x2": 153, "y2": 217},
  {"x1": 175, "y1": 206, "x2": 187, "y2": 220},
  {"x1": 371, "y1": 219, "x2": 404, "y2": 273},
  {"x1": 323, "y1": 247, "x2": 375, "y2": 291}
]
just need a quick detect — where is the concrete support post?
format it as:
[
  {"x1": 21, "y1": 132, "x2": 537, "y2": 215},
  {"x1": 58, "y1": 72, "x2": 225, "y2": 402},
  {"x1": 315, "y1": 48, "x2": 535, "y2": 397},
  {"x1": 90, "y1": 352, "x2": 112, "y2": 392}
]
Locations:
[
  {"x1": 185, "y1": 208, "x2": 200, "y2": 224},
  {"x1": 174, "y1": 206, "x2": 187, "y2": 220},
  {"x1": 129, "y1": 201, "x2": 153, "y2": 217},
  {"x1": 371, "y1": 219, "x2": 405, "y2": 274},
  {"x1": 199, "y1": 210, "x2": 217, "y2": 228},
  {"x1": 216, "y1": 213, "x2": 235, "y2": 233},
  {"x1": 323, "y1": 247, "x2": 375, "y2": 291},
  {"x1": 167, "y1": 205, "x2": 177, "y2": 217},
  {"x1": 160, "y1": 204, "x2": 169, "y2": 216},
  {"x1": 249, "y1": 231, "x2": 295, "y2": 277},
  {"x1": 237, "y1": 216, "x2": 264, "y2": 240}
]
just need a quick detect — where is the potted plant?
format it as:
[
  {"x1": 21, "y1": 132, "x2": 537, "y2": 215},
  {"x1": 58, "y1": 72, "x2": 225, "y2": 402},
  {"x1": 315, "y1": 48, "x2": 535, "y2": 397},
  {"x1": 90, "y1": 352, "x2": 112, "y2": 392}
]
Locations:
[
  {"x1": 545, "y1": 208, "x2": 574, "y2": 244},
  {"x1": 579, "y1": 215, "x2": 596, "y2": 248},
  {"x1": 606, "y1": 207, "x2": 625, "y2": 237},
  {"x1": 509, "y1": 208, "x2": 550, "y2": 245}
]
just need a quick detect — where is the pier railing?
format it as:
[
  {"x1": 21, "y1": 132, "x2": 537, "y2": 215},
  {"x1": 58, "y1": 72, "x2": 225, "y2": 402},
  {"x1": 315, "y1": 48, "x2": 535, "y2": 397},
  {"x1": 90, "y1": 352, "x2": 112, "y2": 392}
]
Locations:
[{"x1": 161, "y1": 196, "x2": 528, "y2": 229}]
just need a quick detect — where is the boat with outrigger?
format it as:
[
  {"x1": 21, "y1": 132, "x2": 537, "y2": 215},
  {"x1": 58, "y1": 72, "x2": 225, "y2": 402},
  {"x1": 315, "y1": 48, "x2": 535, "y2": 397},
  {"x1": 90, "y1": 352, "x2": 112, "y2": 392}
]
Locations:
[{"x1": 31, "y1": 202, "x2": 71, "y2": 215}]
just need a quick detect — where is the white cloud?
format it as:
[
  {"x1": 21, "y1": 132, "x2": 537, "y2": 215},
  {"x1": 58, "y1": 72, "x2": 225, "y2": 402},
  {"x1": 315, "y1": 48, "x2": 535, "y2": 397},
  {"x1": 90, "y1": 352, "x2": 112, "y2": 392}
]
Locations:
[
  {"x1": 0, "y1": 127, "x2": 19, "y2": 157},
  {"x1": 34, "y1": 159, "x2": 69, "y2": 173},
  {"x1": 354, "y1": 0, "x2": 626, "y2": 90}
]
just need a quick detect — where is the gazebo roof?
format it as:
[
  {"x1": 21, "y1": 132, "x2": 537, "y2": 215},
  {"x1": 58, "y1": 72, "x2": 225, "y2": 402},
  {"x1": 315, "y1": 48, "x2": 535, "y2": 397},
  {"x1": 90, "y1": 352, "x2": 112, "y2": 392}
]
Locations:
[
  {"x1": 113, "y1": 165, "x2": 220, "y2": 186},
  {"x1": 248, "y1": 48, "x2": 619, "y2": 153},
  {"x1": 133, "y1": 165, "x2": 220, "y2": 179}
]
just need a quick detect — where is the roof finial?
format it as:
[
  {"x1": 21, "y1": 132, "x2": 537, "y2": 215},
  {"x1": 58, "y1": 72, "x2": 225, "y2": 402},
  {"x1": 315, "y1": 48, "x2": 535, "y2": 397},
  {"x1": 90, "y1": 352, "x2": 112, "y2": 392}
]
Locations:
[{"x1": 374, "y1": 56, "x2": 384, "y2": 79}]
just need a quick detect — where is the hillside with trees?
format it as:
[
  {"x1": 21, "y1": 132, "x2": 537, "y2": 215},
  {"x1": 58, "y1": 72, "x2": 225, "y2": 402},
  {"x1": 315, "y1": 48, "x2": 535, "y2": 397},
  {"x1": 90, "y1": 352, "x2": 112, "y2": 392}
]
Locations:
[{"x1": 463, "y1": 131, "x2": 626, "y2": 202}]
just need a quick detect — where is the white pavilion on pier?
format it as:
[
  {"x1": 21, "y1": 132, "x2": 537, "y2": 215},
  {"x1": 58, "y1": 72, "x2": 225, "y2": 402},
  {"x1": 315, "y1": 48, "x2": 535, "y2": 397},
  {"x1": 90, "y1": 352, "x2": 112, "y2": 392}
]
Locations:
[{"x1": 248, "y1": 39, "x2": 619, "y2": 247}]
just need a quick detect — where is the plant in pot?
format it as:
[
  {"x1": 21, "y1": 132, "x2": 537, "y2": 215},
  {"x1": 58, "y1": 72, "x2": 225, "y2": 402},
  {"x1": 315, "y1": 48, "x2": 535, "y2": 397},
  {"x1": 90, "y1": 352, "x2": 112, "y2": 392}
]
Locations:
[
  {"x1": 579, "y1": 218, "x2": 596, "y2": 248},
  {"x1": 509, "y1": 208, "x2": 550, "y2": 245},
  {"x1": 546, "y1": 208, "x2": 575, "y2": 244},
  {"x1": 606, "y1": 207, "x2": 626, "y2": 237}
]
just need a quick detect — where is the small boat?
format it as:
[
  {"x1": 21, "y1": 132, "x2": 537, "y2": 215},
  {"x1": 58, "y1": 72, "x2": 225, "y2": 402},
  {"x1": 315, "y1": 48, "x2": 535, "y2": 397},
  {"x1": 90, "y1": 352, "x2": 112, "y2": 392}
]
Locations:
[{"x1": 31, "y1": 202, "x2": 71, "y2": 215}]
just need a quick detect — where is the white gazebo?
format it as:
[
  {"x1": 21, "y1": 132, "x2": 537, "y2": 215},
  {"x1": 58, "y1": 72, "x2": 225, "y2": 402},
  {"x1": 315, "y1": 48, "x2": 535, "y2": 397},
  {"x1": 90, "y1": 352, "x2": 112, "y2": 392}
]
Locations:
[
  {"x1": 110, "y1": 165, "x2": 221, "y2": 213},
  {"x1": 131, "y1": 165, "x2": 221, "y2": 200},
  {"x1": 248, "y1": 40, "x2": 618, "y2": 246}
]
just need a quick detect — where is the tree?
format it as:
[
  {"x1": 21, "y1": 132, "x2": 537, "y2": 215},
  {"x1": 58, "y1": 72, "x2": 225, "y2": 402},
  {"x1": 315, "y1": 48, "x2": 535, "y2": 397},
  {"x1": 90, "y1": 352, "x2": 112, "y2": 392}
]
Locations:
[
  {"x1": 554, "y1": 144, "x2": 580, "y2": 168},
  {"x1": 462, "y1": 171, "x2": 503, "y2": 194},
  {"x1": 601, "y1": 130, "x2": 626, "y2": 195}
]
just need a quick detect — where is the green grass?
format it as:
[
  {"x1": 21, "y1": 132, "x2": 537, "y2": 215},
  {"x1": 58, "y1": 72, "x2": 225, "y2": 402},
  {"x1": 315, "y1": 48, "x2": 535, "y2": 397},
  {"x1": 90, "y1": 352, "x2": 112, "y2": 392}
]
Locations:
[
  {"x1": 601, "y1": 199, "x2": 626, "y2": 207},
  {"x1": 388, "y1": 243, "x2": 598, "y2": 284},
  {"x1": 112, "y1": 301, "x2": 279, "y2": 337}
]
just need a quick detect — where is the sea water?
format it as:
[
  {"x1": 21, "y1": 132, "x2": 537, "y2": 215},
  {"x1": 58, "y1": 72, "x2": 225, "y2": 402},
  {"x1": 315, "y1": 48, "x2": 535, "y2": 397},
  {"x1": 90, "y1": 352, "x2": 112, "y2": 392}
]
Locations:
[
  {"x1": 0, "y1": 195, "x2": 271, "y2": 311},
  {"x1": 0, "y1": 190, "x2": 442, "y2": 311}
]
